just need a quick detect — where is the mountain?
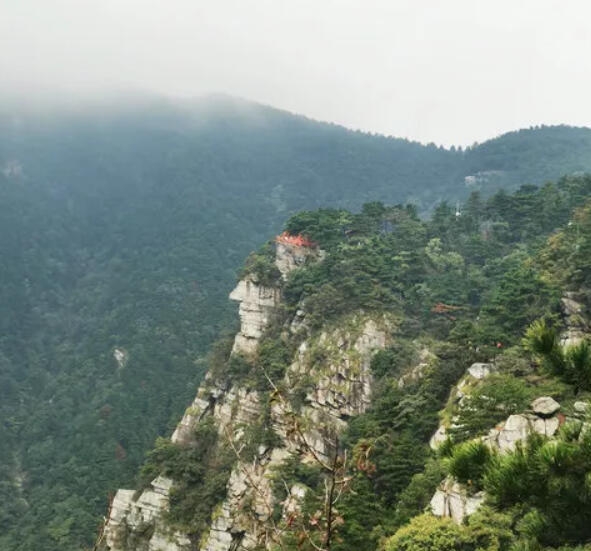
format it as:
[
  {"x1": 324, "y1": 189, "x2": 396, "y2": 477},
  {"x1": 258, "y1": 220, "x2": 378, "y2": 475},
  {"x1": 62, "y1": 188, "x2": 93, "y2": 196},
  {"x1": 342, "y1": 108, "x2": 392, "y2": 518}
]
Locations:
[
  {"x1": 1, "y1": 94, "x2": 591, "y2": 550},
  {"x1": 99, "y1": 175, "x2": 591, "y2": 551}
]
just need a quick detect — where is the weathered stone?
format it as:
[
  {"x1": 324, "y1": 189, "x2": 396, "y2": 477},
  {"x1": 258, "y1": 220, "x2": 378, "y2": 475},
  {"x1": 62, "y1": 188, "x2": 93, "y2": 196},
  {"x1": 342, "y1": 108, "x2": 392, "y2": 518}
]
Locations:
[
  {"x1": 290, "y1": 308, "x2": 307, "y2": 333},
  {"x1": 275, "y1": 241, "x2": 318, "y2": 278},
  {"x1": 429, "y1": 425, "x2": 447, "y2": 450},
  {"x1": 103, "y1": 251, "x2": 392, "y2": 550},
  {"x1": 483, "y1": 413, "x2": 560, "y2": 452},
  {"x1": 467, "y1": 362, "x2": 494, "y2": 380},
  {"x1": 171, "y1": 395, "x2": 210, "y2": 444},
  {"x1": 560, "y1": 329, "x2": 586, "y2": 347},
  {"x1": 432, "y1": 408, "x2": 563, "y2": 524},
  {"x1": 103, "y1": 477, "x2": 191, "y2": 551},
  {"x1": 229, "y1": 279, "x2": 282, "y2": 355},
  {"x1": 559, "y1": 294, "x2": 588, "y2": 346},
  {"x1": 574, "y1": 401, "x2": 590, "y2": 413},
  {"x1": 531, "y1": 396, "x2": 560, "y2": 417},
  {"x1": 430, "y1": 477, "x2": 485, "y2": 524}
]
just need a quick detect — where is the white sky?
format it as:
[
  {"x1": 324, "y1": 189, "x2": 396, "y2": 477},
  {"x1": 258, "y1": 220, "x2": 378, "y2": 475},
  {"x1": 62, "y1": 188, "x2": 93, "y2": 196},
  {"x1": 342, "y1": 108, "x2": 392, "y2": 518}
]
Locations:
[{"x1": 2, "y1": 0, "x2": 591, "y2": 146}]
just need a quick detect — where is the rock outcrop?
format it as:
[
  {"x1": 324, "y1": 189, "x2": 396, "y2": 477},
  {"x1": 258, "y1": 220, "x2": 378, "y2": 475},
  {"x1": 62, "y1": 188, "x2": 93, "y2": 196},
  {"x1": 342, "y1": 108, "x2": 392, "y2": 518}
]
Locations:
[
  {"x1": 482, "y1": 412, "x2": 560, "y2": 453},
  {"x1": 429, "y1": 361, "x2": 496, "y2": 451},
  {"x1": 229, "y1": 278, "x2": 281, "y2": 355},
  {"x1": 431, "y1": 398, "x2": 564, "y2": 524},
  {"x1": 467, "y1": 362, "x2": 494, "y2": 380},
  {"x1": 102, "y1": 239, "x2": 393, "y2": 551},
  {"x1": 106, "y1": 476, "x2": 191, "y2": 551},
  {"x1": 275, "y1": 240, "x2": 320, "y2": 278},
  {"x1": 430, "y1": 478, "x2": 485, "y2": 524},
  {"x1": 560, "y1": 292, "x2": 588, "y2": 347}
]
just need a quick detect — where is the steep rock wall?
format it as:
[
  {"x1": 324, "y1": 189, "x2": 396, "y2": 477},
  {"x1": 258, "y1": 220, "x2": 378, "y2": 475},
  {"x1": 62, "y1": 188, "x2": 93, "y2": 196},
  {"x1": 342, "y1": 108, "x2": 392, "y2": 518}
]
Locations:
[{"x1": 102, "y1": 242, "x2": 391, "y2": 551}]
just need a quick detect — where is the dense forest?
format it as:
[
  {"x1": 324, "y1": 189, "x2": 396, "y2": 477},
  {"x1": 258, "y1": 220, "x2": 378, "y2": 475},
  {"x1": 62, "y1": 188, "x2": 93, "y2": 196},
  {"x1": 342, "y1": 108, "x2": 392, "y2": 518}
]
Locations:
[
  {"x1": 115, "y1": 174, "x2": 591, "y2": 551},
  {"x1": 271, "y1": 176, "x2": 591, "y2": 551},
  {"x1": 2, "y1": 95, "x2": 591, "y2": 550}
]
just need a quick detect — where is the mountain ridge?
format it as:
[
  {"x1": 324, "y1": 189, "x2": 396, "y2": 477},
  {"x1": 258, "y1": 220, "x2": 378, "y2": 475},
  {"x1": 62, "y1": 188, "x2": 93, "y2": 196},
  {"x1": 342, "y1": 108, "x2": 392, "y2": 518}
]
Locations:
[
  {"x1": 97, "y1": 175, "x2": 591, "y2": 551},
  {"x1": 2, "y1": 98, "x2": 591, "y2": 550}
]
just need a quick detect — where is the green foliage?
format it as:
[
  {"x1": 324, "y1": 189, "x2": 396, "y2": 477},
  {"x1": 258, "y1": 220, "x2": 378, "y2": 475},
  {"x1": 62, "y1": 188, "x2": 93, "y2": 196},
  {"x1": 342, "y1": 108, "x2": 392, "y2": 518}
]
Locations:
[
  {"x1": 382, "y1": 514, "x2": 470, "y2": 551},
  {"x1": 138, "y1": 419, "x2": 233, "y2": 542},
  {"x1": 477, "y1": 255, "x2": 560, "y2": 346},
  {"x1": 382, "y1": 508, "x2": 515, "y2": 551},
  {"x1": 483, "y1": 427, "x2": 591, "y2": 548},
  {"x1": 256, "y1": 335, "x2": 293, "y2": 389},
  {"x1": 542, "y1": 200, "x2": 591, "y2": 290},
  {"x1": 447, "y1": 441, "x2": 491, "y2": 489},
  {"x1": 241, "y1": 242, "x2": 282, "y2": 286},
  {"x1": 524, "y1": 319, "x2": 591, "y2": 392},
  {"x1": 393, "y1": 460, "x2": 446, "y2": 527},
  {"x1": 3, "y1": 104, "x2": 591, "y2": 550},
  {"x1": 285, "y1": 209, "x2": 352, "y2": 247},
  {"x1": 370, "y1": 343, "x2": 418, "y2": 379},
  {"x1": 334, "y1": 346, "x2": 467, "y2": 551},
  {"x1": 451, "y1": 374, "x2": 533, "y2": 441},
  {"x1": 524, "y1": 319, "x2": 559, "y2": 357},
  {"x1": 565, "y1": 341, "x2": 591, "y2": 392}
]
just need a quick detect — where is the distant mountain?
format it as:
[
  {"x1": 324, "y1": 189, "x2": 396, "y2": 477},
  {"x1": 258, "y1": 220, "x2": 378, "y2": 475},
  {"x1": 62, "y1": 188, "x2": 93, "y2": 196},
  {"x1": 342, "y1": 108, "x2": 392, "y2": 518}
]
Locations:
[{"x1": 0, "y1": 94, "x2": 590, "y2": 550}]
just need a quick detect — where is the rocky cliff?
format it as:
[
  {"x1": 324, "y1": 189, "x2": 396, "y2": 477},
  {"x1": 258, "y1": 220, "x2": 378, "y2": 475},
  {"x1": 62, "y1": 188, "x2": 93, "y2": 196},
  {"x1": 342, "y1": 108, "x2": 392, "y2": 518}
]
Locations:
[{"x1": 101, "y1": 239, "x2": 392, "y2": 551}]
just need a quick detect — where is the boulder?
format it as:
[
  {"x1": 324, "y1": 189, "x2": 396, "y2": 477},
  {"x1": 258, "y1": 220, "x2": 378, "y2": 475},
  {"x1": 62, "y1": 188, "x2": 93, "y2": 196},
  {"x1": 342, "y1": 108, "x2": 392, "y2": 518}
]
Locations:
[
  {"x1": 483, "y1": 413, "x2": 560, "y2": 452},
  {"x1": 531, "y1": 396, "x2": 560, "y2": 417},
  {"x1": 574, "y1": 401, "x2": 590, "y2": 413},
  {"x1": 467, "y1": 362, "x2": 494, "y2": 380},
  {"x1": 430, "y1": 477, "x2": 485, "y2": 524}
]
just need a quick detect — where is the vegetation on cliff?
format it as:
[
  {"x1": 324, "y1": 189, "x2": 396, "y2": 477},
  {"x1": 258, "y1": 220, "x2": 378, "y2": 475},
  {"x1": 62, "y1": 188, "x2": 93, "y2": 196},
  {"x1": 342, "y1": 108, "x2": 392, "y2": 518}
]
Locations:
[
  {"x1": 106, "y1": 174, "x2": 591, "y2": 551},
  {"x1": 3, "y1": 97, "x2": 591, "y2": 550}
]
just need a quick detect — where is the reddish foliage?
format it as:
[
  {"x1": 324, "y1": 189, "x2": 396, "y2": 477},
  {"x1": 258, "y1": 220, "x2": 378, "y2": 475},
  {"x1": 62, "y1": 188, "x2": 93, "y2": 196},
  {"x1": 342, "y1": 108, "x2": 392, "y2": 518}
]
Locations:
[
  {"x1": 431, "y1": 302, "x2": 462, "y2": 314},
  {"x1": 275, "y1": 231, "x2": 316, "y2": 248}
]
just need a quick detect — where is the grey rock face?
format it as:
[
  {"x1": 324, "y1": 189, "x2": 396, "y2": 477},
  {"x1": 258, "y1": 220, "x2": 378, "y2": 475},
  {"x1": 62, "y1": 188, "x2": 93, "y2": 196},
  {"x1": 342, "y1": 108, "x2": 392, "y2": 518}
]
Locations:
[
  {"x1": 429, "y1": 425, "x2": 448, "y2": 450},
  {"x1": 467, "y1": 362, "x2": 494, "y2": 380},
  {"x1": 105, "y1": 477, "x2": 191, "y2": 551},
  {"x1": 274, "y1": 241, "x2": 318, "y2": 278},
  {"x1": 483, "y1": 413, "x2": 560, "y2": 452},
  {"x1": 103, "y1": 239, "x2": 393, "y2": 551},
  {"x1": 397, "y1": 348, "x2": 435, "y2": 389},
  {"x1": 229, "y1": 278, "x2": 282, "y2": 355},
  {"x1": 432, "y1": 408, "x2": 564, "y2": 524},
  {"x1": 430, "y1": 477, "x2": 485, "y2": 524},
  {"x1": 429, "y1": 361, "x2": 495, "y2": 450}
]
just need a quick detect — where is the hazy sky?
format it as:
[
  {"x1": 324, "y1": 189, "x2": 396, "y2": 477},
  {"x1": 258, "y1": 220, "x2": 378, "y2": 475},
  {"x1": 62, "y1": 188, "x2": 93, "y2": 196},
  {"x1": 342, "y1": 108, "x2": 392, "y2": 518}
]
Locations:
[{"x1": 2, "y1": 0, "x2": 591, "y2": 146}]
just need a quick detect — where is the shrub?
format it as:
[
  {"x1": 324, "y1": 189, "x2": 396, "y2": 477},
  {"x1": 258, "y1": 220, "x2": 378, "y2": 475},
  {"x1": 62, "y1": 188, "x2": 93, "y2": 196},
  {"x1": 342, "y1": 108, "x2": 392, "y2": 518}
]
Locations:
[
  {"x1": 447, "y1": 441, "x2": 491, "y2": 489},
  {"x1": 382, "y1": 514, "x2": 470, "y2": 551},
  {"x1": 370, "y1": 343, "x2": 418, "y2": 379},
  {"x1": 524, "y1": 319, "x2": 591, "y2": 392},
  {"x1": 451, "y1": 374, "x2": 532, "y2": 440},
  {"x1": 240, "y1": 243, "x2": 282, "y2": 286},
  {"x1": 565, "y1": 340, "x2": 591, "y2": 391},
  {"x1": 393, "y1": 460, "x2": 446, "y2": 527},
  {"x1": 484, "y1": 429, "x2": 591, "y2": 547},
  {"x1": 138, "y1": 419, "x2": 234, "y2": 541}
]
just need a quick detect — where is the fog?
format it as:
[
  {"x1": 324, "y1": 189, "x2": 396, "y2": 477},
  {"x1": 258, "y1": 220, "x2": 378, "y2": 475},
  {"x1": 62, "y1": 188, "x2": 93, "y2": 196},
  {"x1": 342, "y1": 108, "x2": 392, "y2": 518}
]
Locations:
[{"x1": 2, "y1": 0, "x2": 591, "y2": 146}]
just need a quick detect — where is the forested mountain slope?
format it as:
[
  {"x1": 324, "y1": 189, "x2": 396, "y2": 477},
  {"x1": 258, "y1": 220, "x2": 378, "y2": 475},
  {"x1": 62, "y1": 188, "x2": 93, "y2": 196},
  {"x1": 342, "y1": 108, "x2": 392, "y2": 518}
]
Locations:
[
  {"x1": 100, "y1": 174, "x2": 591, "y2": 551},
  {"x1": 1, "y1": 95, "x2": 591, "y2": 550}
]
